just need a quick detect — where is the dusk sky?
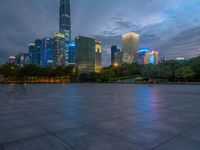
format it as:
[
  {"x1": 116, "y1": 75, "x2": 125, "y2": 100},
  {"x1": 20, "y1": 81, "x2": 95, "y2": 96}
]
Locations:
[{"x1": 1, "y1": 0, "x2": 200, "y2": 65}]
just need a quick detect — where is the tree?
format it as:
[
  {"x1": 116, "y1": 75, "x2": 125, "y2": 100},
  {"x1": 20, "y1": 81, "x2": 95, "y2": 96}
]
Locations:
[
  {"x1": 189, "y1": 57, "x2": 200, "y2": 80},
  {"x1": 141, "y1": 64, "x2": 156, "y2": 79},
  {"x1": 175, "y1": 66, "x2": 195, "y2": 81},
  {"x1": 79, "y1": 73, "x2": 90, "y2": 82},
  {"x1": 100, "y1": 69, "x2": 115, "y2": 82}
]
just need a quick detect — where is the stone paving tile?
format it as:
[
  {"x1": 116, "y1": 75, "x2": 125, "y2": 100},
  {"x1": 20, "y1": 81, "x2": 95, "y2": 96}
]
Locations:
[
  {"x1": 24, "y1": 109, "x2": 55, "y2": 117},
  {"x1": 0, "y1": 118, "x2": 36, "y2": 131},
  {"x1": 0, "y1": 145, "x2": 3, "y2": 150},
  {"x1": 74, "y1": 136, "x2": 146, "y2": 150},
  {"x1": 154, "y1": 136, "x2": 200, "y2": 150},
  {"x1": 73, "y1": 114, "x2": 108, "y2": 125},
  {"x1": 0, "y1": 125, "x2": 47, "y2": 144},
  {"x1": 0, "y1": 108, "x2": 20, "y2": 116},
  {"x1": 181, "y1": 126, "x2": 200, "y2": 143},
  {"x1": 141, "y1": 119, "x2": 194, "y2": 135},
  {"x1": 30, "y1": 113, "x2": 67, "y2": 124},
  {"x1": 41, "y1": 119, "x2": 83, "y2": 132},
  {"x1": 55, "y1": 126, "x2": 107, "y2": 147},
  {"x1": 117, "y1": 127, "x2": 175, "y2": 149},
  {"x1": 3, "y1": 135, "x2": 73, "y2": 150},
  {"x1": 1, "y1": 84, "x2": 200, "y2": 149},
  {"x1": 0, "y1": 112, "x2": 27, "y2": 122},
  {"x1": 91, "y1": 118, "x2": 140, "y2": 135}
]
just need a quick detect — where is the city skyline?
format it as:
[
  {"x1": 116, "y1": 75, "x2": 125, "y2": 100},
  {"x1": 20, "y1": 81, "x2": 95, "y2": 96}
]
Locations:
[{"x1": 1, "y1": 0, "x2": 200, "y2": 65}]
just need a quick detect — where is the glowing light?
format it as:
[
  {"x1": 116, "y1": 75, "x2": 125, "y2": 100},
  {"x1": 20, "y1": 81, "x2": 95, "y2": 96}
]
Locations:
[
  {"x1": 150, "y1": 55, "x2": 155, "y2": 64},
  {"x1": 54, "y1": 33, "x2": 65, "y2": 38},
  {"x1": 138, "y1": 48, "x2": 150, "y2": 53},
  {"x1": 114, "y1": 63, "x2": 119, "y2": 67}
]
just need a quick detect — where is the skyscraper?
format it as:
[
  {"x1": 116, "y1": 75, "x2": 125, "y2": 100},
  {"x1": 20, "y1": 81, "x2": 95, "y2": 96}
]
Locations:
[
  {"x1": 111, "y1": 45, "x2": 120, "y2": 66},
  {"x1": 75, "y1": 36, "x2": 102, "y2": 73},
  {"x1": 95, "y1": 41, "x2": 102, "y2": 73},
  {"x1": 66, "y1": 41, "x2": 76, "y2": 66},
  {"x1": 122, "y1": 32, "x2": 139, "y2": 64},
  {"x1": 60, "y1": 0, "x2": 71, "y2": 40},
  {"x1": 40, "y1": 37, "x2": 53, "y2": 67},
  {"x1": 144, "y1": 50, "x2": 159, "y2": 64},
  {"x1": 34, "y1": 39, "x2": 42, "y2": 65},
  {"x1": 53, "y1": 33, "x2": 66, "y2": 66},
  {"x1": 15, "y1": 53, "x2": 30, "y2": 66},
  {"x1": 137, "y1": 48, "x2": 150, "y2": 64},
  {"x1": 28, "y1": 43, "x2": 35, "y2": 64},
  {"x1": 114, "y1": 51, "x2": 123, "y2": 66}
]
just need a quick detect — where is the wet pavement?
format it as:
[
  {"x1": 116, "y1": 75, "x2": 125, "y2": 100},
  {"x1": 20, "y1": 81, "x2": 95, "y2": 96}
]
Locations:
[{"x1": 0, "y1": 84, "x2": 200, "y2": 150}]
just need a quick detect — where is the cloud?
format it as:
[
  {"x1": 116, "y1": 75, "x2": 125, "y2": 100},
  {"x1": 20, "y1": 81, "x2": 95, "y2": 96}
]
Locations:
[
  {"x1": 158, "y1": 26, "x2": 200, "y2": 58},
  {"x1": 0, "y1": 0, "x2": 200, "y2": 65}
]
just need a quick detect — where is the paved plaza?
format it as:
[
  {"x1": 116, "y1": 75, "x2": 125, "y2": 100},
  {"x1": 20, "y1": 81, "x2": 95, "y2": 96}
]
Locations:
[{"x1": 0, "y1": 84, "x2": 200, "y2": 150}]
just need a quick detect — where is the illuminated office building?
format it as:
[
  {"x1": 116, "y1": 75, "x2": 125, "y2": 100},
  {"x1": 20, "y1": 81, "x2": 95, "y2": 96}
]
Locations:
[
  {"x1": 53, "y1": 33, "x2": 66, "y2": 66},
  {"x1": 122, "y1": 32, "x2": 139, "y2": 64},
  {"x1": 111, "y1": 45, "x2": 120, "y2": 65},
  {"x1": 144, "y1": 50, "x2": 159, "y2": 64},
  {"x1": 176, "y1": 57, "x2": 185, "y2": 61},
  {"x1": 114, "y1": 51, "x2": 123, "y2": 66},
  {"x1": 137, "y1": 48, "x2": 150, "y2": 64},
  {"x1": 161, "y1": 57, "x2": 167, "y2": 62},
  {"x1": 40, "y1": 37, "x2": 53, "y2": 67},
  {"x1": 15, "y1": 53, "x2": 30, "y2": 66},
  {"x1": 8, "y1": 56, "x2": 15, "y2": 64},
  {"x1": 28, "y1": 43, "x2": 36, "y2": 64},
  {"x1": 66, "y1": 41, "x2": 76, "y2": 66},
  {"x1": 75, "y1": 36, "x2": 102, "y2": 73},
  {"x1": 95, "y1": 41, "x2": 102, "y2": 73},
  {"x1": 34, "y1": 39, "x2": 42, "y2": 65}
]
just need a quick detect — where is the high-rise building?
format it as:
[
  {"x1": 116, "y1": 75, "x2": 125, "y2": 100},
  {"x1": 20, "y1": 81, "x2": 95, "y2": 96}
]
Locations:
[
  {"x1": 111, "y1": 45, "x2": 120, "y2": 65},
  {"x1": 8, "y1": 56, "x2": 15, "y2": 64},
  {"x1": 40, "y1": 37, "x2": 53, "y2": 67},
  {"x1": 137, "y1": 48, "x2": 150, "y2": 64},
  {"x1": 34, "y1": 39, "x2": 42, "y2": 65},
  {"x1": 60, "y1": 0, "x2": 71, "y2": 40},
  {"x1": 144, "y1": 50, "x2": 159, "y2": 64},
  {"x1": 15, "y1": 53, "x2": 30, "y2": 66},
  {"x1": 28, "y1": 43, "x2": 35, "y2": 64},
  {"x1": 66, "y1": 41, "x2": 76, "y2": 66},
  {"x1": 53, "y1": 33, "x2": 66, "y2": 66},
  {"x1": 122, "y1": 32, "x2": 139, "y2": 64},
  {"x1": 75, "y1": 36, "x2": 102, "y2": 73},
  {"x1": 161, "y1": 57, "x2": 167, "y2": 62},
  {"x1": 176, "y1": 57, "x2": 185, "y2": 61},
  {"x1": 95, "y1": 41, "x2": 102, "y2": 73},
  {"x1": 114, "y1": 51, "x2": 123, "y2": 67}
]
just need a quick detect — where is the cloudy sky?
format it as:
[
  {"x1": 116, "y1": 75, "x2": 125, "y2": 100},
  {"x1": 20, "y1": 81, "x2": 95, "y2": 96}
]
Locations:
[{"x1": 0, "y1": 0, "x2": 200, "y2": 65}]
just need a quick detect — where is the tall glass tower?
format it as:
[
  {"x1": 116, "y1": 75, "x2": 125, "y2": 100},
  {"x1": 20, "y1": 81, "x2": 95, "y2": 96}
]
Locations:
[
  {"x1": 59, "y1": 0, "x2": 71, "y2": 40},
  {"x1": 122, "y1": 32, "x2": 139, "y2": 64}
]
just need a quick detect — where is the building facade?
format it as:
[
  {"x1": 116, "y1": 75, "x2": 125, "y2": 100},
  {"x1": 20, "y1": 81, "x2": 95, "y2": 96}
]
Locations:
[
  {"x1": 60, "y1": 0, "x2": 71, "y2": 40},
  {"x1": 95, "y1": 41, "x2": 102, "y2": 73},
  {"x1": 28, "y1": 43, "x2": 35, "y2": 64},
  {"x1": 111, "y1": 45, "x2": 120, "y2": 66},
  {"x1": 137, "y1": 48, "x2": 150, "y2": 64},
  {"x1": 34, "y1": 39, "x2": 42, "y2": 65},
  {"x1": 53, "y1": 33, "x2": 66, "y2": 66},
  {"x1": 15, "y1": 53, "x2": 30, "y2": 66},
  {"x1": 114, "y1": 51, "x2": 123, "y2": 67},
  {"x1": 144, "y1": 50, "x2": 159, "y2": 64},
  {"x1": 8, "y1": 56, "x2": 15, "y2": 64},
  {"x1": 75, "y1": 36, "x2": 102, "y2": 73},
  {"x1": 122, "y1": 32, "x2": 139, "y2": 64},
  {"x1": 66, "y1": 41, "x2": 76, "y2": 66},
  {"x1": 40, "y1": 37, "x2": 53, "y2": 67}
]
